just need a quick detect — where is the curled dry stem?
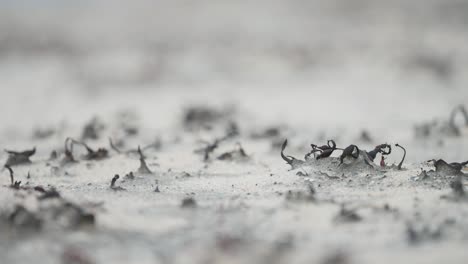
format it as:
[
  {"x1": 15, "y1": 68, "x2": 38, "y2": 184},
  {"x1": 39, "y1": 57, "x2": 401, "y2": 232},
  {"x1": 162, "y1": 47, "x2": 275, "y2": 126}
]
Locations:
[{"x1": 395, "y1": 143, "x2": 406, "y2": 170}]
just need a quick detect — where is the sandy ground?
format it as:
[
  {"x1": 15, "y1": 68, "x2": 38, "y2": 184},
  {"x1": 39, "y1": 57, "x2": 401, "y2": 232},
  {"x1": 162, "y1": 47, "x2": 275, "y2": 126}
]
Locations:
[{"x1": 1, "y1": 0, "x2": 468, "y2": 263}]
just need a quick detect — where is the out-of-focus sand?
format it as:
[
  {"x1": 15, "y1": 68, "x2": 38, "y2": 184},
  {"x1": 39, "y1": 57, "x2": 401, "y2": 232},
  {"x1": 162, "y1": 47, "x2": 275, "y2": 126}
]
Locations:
[{"x1": 0, "y1": 1, "x2": 468, "y2": 263}]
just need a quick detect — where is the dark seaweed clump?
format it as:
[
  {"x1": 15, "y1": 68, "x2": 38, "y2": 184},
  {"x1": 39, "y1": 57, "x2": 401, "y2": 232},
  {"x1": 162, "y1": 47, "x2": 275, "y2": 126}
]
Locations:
[
  {"x1": 183, "y1": 106, "x2": 234, "y2": 131},
  {"x1": 181, "y1": 197, "x2": 197, "y2": 208},
  {"x1": 137, "y1": 146, "x2": 153, "y2": 174},
  {"x1": 4, "y1": 147, "x2": 36, "y2": 167},
  {"x1": 1, "y1": 188, "x2": 95, "y2": 232}
]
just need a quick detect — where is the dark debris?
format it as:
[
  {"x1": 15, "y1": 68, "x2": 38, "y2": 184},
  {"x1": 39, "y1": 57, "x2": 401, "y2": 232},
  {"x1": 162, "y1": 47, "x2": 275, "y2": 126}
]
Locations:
[
  {"x1": 110, "y1": 175, "x2": 126, "y2": 191},
  {"x1": 181, "y1": 197, "x2": 197, "y2": 208},
  {"x1": 137, "y1": 146, "x2": 153, "y2": 174},
  {"x1": 4, "y1": 147, "x2": 36, "y2": 166}
]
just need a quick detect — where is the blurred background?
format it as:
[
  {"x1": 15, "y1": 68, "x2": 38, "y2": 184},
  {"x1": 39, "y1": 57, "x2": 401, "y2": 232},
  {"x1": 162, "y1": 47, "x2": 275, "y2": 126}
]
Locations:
[{"x1": 0, "y1": 0, "x2": 467, "y2": 141}]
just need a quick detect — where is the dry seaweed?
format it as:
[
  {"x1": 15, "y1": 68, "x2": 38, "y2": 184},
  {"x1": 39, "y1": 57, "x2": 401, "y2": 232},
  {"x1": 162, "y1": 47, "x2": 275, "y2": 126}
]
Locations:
[
  {"x1": 61, "y1": 246, "x2": 95, "y2": 264},
  {"x1": 110, "y1": 175, "x2": 126, "y2": 191},
  {"x1": 321, "y1": 251, "x2": 350, "y2": 264},
  {"x1": 406, "y1": 223, "x2": 442, "y2": 245},
  {"x1": 4, "y1": 165, "x2": 26, "y2": 189},
  {"x1": 4, "y1": 147, "x2": 36, "y2": 166},
  {"x1": 108, "y1": 137, "x2": 122, "y2": 154},
  {"x1": 449, "y1": 104, "x2": 468, "y2": 136},
  {"x1": 280, "y1": 139, "x2": 304, "y2": 169},
  {"x1": 305, "y1": 140, "x2": 341, "y2": 160},
  {"x1": 181, "y1": 197, "x2": 197, "y2": 208},
  {"x1": 137, "y1": 146, "x2": 153, "y2": 174},
  {"x1": 71, "y1": 139, "x2": 109, "y2": 160},
  {"x1": 250, "y1": 127, "x2": 282, "y2": 139},
  {"x1": 124, "y1": 171, "x2": 135, "y2": 180},
  {"x1": 2, "y1": 193, "x2": 95, "y2": 231},
  {"x1": 334, "y1": 206, "x2": 362, "y2": 223},
  {"x1": 339, "y1": 145, "x2": 360, "y2": 166},
  {"x1": 428, "y1": 159, "x2": 468, "y2": 175},
  {"x1": 414, "y1": 104, "x2": 468, "y2": 138},
  {"x1": 217, "y1": 143, "x2": 249, "y2": 161},
  {"x1": 61, "y1": 138, "x2": 77, "y2": 165},
  {"x1": 38, "y1": 188, "x2": 61, "y2": 200},
  {"x1": 285, "y1": 185, "x2": 316, "y2": 202},
  {"x1": 441, "y1": 176, "x2": 467, "y2": 201},
  {"x1": 7, "y1": 205, "x2": 42, "y2": 231},
  {"x1": 183, "y1": 106, "x2": 231, "y2": 130},
  {"x1": 49, "y1": 150, "x2": 58, "y2": 160},
  {"x1": 81, "y1": 117, "x2": 104, "y2": 140},
  {"x1": 315, "y1": 140, "x2": 338, "y2": 160},
  {"x1": 32, "y1": 127, "x2": 55, "y2": 140},
  {"x1": 366, "y1": 144, "x2": 391, "y2": 162},
  {"x1": 395, "y1": 143, "x2": 406, "y2": 170},
  {"x1": 154, "y1": 180, "x2": 160, "y2": 192},
  {"x1": 359, "y1": 130, "x2": 373, "y2": 143},
  {"x1": 195, "y1": 136, "x2": 229, "y2": 162}
]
